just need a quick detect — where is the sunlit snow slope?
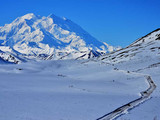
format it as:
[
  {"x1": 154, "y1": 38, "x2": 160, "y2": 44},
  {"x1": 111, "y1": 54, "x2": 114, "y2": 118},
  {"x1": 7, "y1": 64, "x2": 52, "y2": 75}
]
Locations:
[{"x1": 99, "y1": 28, "x2": 160, "y2": 66}]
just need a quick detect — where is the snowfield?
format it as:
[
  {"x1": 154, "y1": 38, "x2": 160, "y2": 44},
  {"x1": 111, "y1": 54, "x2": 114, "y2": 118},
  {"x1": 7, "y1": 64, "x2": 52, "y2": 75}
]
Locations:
[{"x1": 0, "y1": 60, "x2": 151, "y2": 120}]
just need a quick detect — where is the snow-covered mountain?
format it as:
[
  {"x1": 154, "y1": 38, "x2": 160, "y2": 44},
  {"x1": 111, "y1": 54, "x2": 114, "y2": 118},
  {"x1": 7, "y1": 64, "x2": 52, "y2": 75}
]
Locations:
[
  {"x1": 0, "y1": 13, "x2": 115, "y2": 62},
  {"x1": 99, "y1": 28, "x2": 160, "y2": 66}
]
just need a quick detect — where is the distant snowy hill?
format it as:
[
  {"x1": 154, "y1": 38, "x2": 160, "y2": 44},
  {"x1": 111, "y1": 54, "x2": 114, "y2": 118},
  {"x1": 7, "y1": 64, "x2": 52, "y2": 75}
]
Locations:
[
  {"x1": 99, "y1": 28, "x2": 160, "y2": 65},
  {"x1": 0, "y1": 13, "x2": 116, "y2": 63}
]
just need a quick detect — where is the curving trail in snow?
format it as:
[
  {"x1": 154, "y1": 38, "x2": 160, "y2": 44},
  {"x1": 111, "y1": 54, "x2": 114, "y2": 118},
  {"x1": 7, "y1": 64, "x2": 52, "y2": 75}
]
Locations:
[{"x1": 96, "y1": 71, "x2": 156, "y2": 120}]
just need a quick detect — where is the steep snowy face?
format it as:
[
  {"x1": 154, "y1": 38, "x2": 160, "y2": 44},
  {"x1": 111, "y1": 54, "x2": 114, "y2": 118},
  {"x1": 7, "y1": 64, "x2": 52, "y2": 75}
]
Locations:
[
  {"x1": 0, "y1": 13, "x2": 111, "y2": 58},
  {"x1": 99, "y1": 28, "x2": 160, "y2": 65}
]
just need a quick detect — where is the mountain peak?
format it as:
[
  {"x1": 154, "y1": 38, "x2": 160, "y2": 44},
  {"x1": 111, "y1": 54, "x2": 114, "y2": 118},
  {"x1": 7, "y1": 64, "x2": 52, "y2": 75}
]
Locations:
[
  {"x1": 0, "y1": 13, "x2": 115, "y2": 61},
  {"x1": 48, "y1": 13, "x2": 56, "y2": 17},
  {"x1": 21, "y1": 13, "x2": 36, "y2": 20},
  {"x1": 48, "y1": 13, "x2": 61, "y2": 19}
]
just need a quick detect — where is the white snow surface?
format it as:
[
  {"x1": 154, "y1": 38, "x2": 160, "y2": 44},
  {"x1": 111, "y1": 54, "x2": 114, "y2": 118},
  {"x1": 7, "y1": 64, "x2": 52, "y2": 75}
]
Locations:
[{"x1": 0, "y1": 60, "x2": 147, "y2": 120}]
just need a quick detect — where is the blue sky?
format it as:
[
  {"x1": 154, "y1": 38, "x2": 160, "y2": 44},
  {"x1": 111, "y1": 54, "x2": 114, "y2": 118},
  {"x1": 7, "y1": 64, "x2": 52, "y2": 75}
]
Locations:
[{"x1": 0, "y1": 0, "x2": 160, "y2": 47}]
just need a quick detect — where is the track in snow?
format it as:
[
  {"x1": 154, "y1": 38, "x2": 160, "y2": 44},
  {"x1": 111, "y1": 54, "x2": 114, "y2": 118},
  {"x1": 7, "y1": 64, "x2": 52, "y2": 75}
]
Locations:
[{"x1": 96, "y1": 74, "x2": 156, "y2": 120}]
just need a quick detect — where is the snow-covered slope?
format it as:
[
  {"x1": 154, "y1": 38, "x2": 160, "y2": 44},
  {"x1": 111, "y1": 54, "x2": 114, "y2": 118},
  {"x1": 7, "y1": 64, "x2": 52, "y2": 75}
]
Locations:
[
  {"x1": 0, "y1": 13, "x2": 114, "y2": 62},
  {"x1": 96, "y1": 28, "x2": 160, "y2": 120},
  {"x1": 99, "y1": 28, "x2": 160, "y2": 65}
]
